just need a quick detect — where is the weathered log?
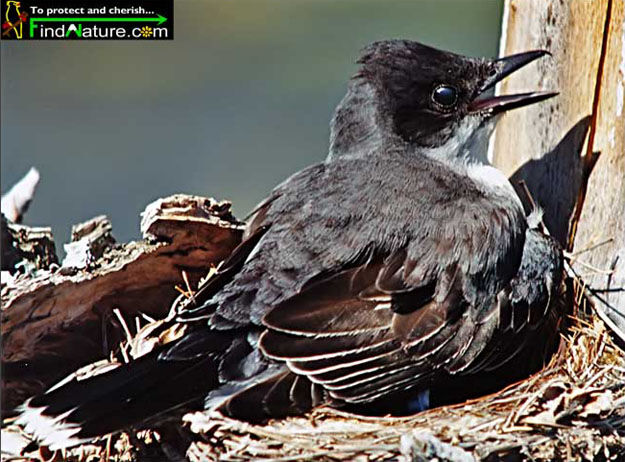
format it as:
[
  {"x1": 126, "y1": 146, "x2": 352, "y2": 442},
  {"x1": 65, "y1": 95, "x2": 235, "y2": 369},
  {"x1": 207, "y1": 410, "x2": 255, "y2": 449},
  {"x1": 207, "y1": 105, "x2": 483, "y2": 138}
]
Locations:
[
  {"x1": 61, "y1": 215, "x2": 115, "y2": 270},
  {"x1": 1, "y1": 215, "x2": 58, "y2": 274},
  {"x1": 492, "y1": 0, "x2": 625, "y2": 341},
  {"x1": 1, "y1": 194, "x2": 243, "y2": 412}
]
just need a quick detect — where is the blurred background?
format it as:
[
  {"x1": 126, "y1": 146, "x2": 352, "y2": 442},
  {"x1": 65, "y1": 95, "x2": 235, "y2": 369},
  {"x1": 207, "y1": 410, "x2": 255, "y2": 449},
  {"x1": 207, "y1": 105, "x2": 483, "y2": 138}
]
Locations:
[{"x1": 1, "y1": 0, "x2": 503, "y2": 248}]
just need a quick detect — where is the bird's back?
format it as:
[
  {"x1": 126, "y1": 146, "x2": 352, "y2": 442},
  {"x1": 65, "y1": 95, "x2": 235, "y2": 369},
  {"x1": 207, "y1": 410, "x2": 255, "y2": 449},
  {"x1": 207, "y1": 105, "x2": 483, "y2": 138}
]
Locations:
[{"x1": 204, "y1": 151, "x2": 526, "y2": 330}]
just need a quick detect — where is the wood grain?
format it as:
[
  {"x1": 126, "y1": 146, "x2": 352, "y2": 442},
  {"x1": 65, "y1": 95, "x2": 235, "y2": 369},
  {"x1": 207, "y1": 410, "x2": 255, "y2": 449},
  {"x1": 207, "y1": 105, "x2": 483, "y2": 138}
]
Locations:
[{"x1": 492, "y1": 0, "x2": 624, "y2": 339}]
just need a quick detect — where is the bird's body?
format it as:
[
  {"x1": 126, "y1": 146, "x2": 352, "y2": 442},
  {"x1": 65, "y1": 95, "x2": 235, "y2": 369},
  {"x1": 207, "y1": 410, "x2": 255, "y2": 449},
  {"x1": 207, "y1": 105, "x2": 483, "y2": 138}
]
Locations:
[{"x1": 16, "y1": 40, "x2": 563, "y2": 451}]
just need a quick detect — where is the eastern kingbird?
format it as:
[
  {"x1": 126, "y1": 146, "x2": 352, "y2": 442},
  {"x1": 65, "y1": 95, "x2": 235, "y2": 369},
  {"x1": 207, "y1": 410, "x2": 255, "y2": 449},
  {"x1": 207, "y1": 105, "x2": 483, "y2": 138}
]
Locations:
[{"x1": 17, "y1": 40, "x2": 563, "y2": 450}]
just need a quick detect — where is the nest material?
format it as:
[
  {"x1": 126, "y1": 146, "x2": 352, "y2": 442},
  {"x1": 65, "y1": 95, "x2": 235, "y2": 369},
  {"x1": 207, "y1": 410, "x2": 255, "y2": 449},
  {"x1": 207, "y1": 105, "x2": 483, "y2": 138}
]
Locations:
[
  {"x1": 2, "y1": 274, "x2": 623, "y2": 462},
  {"x1": 185, "y1": 313, "x2": 625, "y2": 461}
]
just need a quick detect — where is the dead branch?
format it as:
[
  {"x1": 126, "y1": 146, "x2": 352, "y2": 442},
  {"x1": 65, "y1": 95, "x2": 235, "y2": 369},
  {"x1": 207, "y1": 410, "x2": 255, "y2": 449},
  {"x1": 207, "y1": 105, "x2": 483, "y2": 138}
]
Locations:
[{"x1": 1, "y1": 194, "x2": 243, "y2": 412}]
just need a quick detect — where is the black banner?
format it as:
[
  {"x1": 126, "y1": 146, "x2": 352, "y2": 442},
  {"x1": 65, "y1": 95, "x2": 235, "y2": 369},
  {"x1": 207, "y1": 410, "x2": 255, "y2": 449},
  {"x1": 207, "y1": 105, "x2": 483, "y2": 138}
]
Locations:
[{"x1": 1, "y1": 0, "x2": 173, "y2": 40}]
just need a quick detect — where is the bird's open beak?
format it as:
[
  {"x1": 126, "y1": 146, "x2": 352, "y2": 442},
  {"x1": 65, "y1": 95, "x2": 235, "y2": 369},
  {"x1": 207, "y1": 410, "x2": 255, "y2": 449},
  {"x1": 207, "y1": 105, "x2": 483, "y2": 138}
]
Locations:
[{"x1": 469, "y1": 50, "x2": 557, "y2": 114}]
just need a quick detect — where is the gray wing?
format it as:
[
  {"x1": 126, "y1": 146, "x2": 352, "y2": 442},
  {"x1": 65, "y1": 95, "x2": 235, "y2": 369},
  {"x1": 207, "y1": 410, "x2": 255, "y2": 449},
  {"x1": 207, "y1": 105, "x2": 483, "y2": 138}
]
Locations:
[
  {"x1": 208, "y1": 155, "x2": 527, "y2": 329},
  {"x1": 257, "y1": 227, "x2": 562, "y2": 406},
  {"x1": 462, "y1": 228, "x2": 564, "y2": 375},
  {"x1": 177, "y1": 155, "x2": 536, "y2": 409}
]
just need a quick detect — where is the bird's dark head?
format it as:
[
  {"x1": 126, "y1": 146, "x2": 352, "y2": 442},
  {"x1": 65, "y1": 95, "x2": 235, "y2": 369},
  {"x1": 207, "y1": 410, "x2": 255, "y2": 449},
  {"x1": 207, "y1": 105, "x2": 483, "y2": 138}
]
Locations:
[{"x1": 329, "y1": 40, "x2": 555, "y2": 161}]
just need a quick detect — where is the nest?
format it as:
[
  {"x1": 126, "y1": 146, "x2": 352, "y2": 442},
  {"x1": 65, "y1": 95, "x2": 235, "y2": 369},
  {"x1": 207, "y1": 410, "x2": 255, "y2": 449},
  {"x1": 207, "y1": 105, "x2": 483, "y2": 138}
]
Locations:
[
  {"x1": 3, "y1": 273, "x2": 624, "y2": 462},
  {"x1": 186, "y1": 303, "x2": 625, "y2": 461}
]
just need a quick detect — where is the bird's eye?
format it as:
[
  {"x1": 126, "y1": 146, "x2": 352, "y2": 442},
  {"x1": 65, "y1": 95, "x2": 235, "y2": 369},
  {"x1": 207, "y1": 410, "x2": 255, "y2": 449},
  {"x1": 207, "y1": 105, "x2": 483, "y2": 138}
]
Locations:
[{"x1": 432, "y1": 85, "x2": 459, "y2": 108}]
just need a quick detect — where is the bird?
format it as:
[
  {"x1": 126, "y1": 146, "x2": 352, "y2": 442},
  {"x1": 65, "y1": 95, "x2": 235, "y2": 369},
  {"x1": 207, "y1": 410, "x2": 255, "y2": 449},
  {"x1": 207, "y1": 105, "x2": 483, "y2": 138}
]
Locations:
[
  {"x1": 16, "y1": 39, "x2": 563, "y2": 450},
  {"x1": 3, "y1": 1, "x2": 24, "y2": 39}
]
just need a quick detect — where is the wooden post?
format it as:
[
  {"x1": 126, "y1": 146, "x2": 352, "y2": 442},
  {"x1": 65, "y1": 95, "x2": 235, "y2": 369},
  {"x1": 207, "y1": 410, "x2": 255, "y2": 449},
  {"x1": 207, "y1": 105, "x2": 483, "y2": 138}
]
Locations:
[{"x1": 492, "y1": 0, "x2": 625, "y2": 339}]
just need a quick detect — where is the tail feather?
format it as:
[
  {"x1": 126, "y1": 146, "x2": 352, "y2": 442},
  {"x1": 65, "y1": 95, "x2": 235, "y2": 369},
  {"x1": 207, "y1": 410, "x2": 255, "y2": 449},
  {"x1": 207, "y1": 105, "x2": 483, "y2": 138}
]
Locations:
[
  {"x1": 15, "y1": 226, "x2": 280, "y2": 451},
  {"x1": 30, "y1": 348, "x2": 168, "y2": 416},
  {"x1": 16, "y1": 335, "x2": 229, "y2": 450}
]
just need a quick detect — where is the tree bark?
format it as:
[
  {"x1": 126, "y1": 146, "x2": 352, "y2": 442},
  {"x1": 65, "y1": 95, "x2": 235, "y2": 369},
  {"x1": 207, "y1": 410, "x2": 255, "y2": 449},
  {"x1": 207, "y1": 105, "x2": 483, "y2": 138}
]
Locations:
[{"x1": 1, "y1": 194, "x2": 243, "y2": 411}]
